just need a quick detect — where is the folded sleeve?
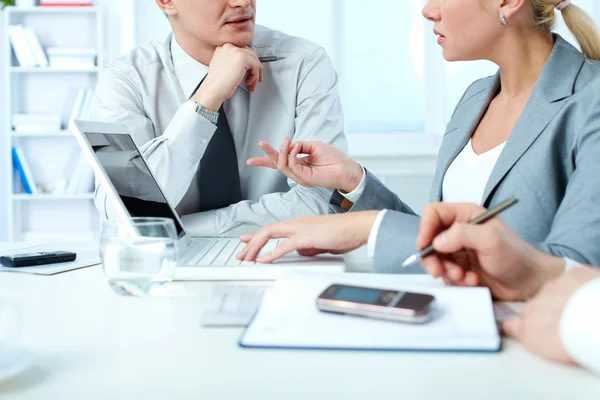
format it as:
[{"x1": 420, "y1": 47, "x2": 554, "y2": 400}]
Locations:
[{"x1": 560, "y1": 277, "x2": 600, "y2": 376}]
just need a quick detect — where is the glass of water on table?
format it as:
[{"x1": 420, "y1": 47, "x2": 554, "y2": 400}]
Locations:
[{"x1": 100, "y1": 217, "x2": 178, "y2": 296}]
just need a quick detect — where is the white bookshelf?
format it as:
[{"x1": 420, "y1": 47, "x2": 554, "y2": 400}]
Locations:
[
  {"x1": 7, "y1": 6, "x2": 99, "y2": 14},
  {"x1": 10, "y1": 66, "x2": 99, "y2": 73},
  {"x1": 12, "y1": 193, "x2": 95, "y2": 201},
  {"x1": 2, "y1": 5, "x2": 103, "y2": 242},
  {"x1": 11, "y1": 129, "x2": 73, "y2": 137}
]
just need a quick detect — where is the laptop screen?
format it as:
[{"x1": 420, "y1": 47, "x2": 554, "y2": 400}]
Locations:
[{"x1": 85, "y1": 132, "x2": 185, "y2": 237}]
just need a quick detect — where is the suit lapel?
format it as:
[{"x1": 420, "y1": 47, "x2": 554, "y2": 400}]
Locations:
[
  {"x1": 430, "y1": 76, "x2": 500, "y2": 201},
  {"x1": 480, "y1": 35, "x2": 584, "y2": 206},
  {"x1": 480, "y1": 95, "x2": 566, "y2": 206}
]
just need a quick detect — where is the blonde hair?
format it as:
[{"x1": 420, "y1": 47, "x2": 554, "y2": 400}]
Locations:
[{"x1": 531, "y1": 0, "x2": 600, "y2": 60}]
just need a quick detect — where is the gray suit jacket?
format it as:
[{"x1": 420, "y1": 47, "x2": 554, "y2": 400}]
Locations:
[{"x1": 333, "y1": 35, "x2": 600, "y2": 273}]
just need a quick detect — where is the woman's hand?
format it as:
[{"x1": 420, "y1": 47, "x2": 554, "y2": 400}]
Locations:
[
  {"x1": 236, "y1": 211, "x2": 379, "y2": 263},
  {"x1": 246, "y1": 137, "x2": 364, "y2": 193}
]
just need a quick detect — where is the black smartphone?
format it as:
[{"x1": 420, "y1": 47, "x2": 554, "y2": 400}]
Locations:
[
  {"x1": 0, "y1": 251, "x2": 77, "y2": 268},
  {"x1": 316, "y1": 283, "x2": 436, "y2": 324}
]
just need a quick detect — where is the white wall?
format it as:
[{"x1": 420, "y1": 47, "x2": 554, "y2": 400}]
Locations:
[{"x1": 97, "y1": 0, "x2": 135, "y2": 63}]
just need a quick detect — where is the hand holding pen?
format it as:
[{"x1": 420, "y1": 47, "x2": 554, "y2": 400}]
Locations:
[
  {"x1": 192, "y1": 45, "x2": 285, "y2": 110},
  {"x1": 410, "y1": 199, "x2": 567, "y2": 301},
  {"x1": 403, "y1": 198, "x2": 518, "y2": 268}
]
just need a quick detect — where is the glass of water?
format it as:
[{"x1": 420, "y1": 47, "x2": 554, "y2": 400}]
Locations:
[{"x1": 100, "y1": 217, "x2": 178, "y2": 296}]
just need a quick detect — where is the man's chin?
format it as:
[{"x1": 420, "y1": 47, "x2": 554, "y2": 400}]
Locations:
[
  {"x1": 231, "y1": 36, "x2": 253, "y2": 47},
  {"x1": 221, "y1": 25, "x2": 254, "y2": 47}
]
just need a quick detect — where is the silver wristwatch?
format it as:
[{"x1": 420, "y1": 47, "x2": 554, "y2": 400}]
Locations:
[{"x1": 184, "y1": 100, "x2": 219, "y2": 124}]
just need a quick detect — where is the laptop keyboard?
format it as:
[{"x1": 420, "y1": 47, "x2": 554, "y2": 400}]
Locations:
[{"x1": 185, "y1": 239, "x2": 280, "y2": 266}]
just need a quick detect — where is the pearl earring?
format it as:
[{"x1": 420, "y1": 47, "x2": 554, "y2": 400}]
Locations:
[{"x1": 500, "y1": 14, "x2": 508, "y2": 25}]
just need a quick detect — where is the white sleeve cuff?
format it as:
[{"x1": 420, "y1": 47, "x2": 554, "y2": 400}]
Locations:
[
  {"x1": 367, "y1": 210, "x2": 388, "y2": 258},
  {"x1": 164, "y1": 104, "x2": 218, "y2": 161},
  {"x1": 560, "y1": 277, "x2": 600, "y2": 376},
  {"x1": 564, "y1": 257, "x2": 582, "y2": 272},
  {"x1": 180, "y1": 209, "x2": 218, "y2": 237},
  {"x1": 337, "y1": 164, "x2": 366, "y2": 204}
]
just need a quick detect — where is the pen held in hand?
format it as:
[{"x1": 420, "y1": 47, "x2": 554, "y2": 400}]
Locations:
[
  {"x1": 259, "y1": 56, "x2": 286, "y2": 63},
  {"x1": 400, "y1": 197, "x2": 519, "y2": 268}
]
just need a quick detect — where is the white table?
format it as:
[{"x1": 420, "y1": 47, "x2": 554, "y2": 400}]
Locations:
[{"x1": 0, "y1": 243, "x2": 599, "y2": 399}]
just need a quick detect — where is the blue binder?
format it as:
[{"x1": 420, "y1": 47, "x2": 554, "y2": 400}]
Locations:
[{"x1": 12, "y1": 147, "x2": 33, "y2": 194}]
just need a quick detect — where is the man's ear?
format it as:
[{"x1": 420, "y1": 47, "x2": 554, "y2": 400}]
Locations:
[{"x1": 156, "y1": 0, "x2": 177, "y2": 18}]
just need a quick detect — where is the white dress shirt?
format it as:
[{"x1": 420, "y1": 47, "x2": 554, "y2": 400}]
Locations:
[
  {"x1": 441, "y1": 139, "x2": 505, "y2": 204},
  {"x1": 91, "y1": 26, "x2": 347, "y2": 236},
  {"x1": 561, "y1": 277, "x2": 600, "y2": 376}
]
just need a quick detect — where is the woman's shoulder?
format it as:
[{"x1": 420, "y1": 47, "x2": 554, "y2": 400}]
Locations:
[
  {"x1": 448, "y1": 74, "x2": 498, "y2": 119},
  {"x1": 574, "y1": 59, "x2": 600, "y2": 93},
  {"x1": 462, "y1": 74, "x2": 497, "y2": 98}
]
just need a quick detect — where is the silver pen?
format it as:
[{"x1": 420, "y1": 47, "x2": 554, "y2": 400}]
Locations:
[
  {"x1": 258, "y1": 56, "x2": 286, "y2": 63},
  {"x1": 400, "y1": 197, "x2": 519, "y2": 268}
]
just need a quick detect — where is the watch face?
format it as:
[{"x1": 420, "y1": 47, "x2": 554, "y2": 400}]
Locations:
[{"x1": 184, "y1": 100, "x2": 198, "y2": 111}]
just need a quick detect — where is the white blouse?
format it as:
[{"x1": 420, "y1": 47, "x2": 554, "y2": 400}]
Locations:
[{"x1": 442, "y1": 139, "x2": 506, "y2": 204}]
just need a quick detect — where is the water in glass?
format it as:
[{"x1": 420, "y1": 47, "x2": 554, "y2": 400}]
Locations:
[{"x1": 100, "y1": 218, "x2": 178, "y2": 296}]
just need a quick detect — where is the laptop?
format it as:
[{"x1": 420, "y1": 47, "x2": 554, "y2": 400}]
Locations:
[{"x1": 70, "y1": 120, "x2": 345, "y2": 281}]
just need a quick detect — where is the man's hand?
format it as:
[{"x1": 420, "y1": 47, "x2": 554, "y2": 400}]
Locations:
[
  {"x1": 192, "y1": 44, "x2": 263, "y2": 111},
  {"x1": 246, "y1": 138, "x2": 364, "y2": 193},
  {"x1": 236, "y1": 211, "x2": 379, "y2": 263},
  {"x1": 502, "y1": 267, "x2": 600, "y2": 364},
  {"x1": 417, "y1": 202, "x2": 565, "y2": 301}
]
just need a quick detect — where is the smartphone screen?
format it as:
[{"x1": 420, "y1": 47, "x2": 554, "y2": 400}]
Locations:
[
  {"x1": 334, "y1": 286, "x2": 386, "y2": 302},
  {"x1": 319, "y1": 284, "x2": 435, "y2": 317}
]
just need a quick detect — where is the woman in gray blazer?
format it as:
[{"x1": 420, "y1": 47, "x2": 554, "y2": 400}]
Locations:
[{"x1": 238, "y1": 0, "x2": 600, "y2": 281}]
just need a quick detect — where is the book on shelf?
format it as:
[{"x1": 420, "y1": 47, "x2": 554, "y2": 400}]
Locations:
[
  {"x1": 9, "y1": 26, "x2": 97, "y2": 69},
  {"x1": 11, "y1": 147, "x2": 38, "y2": 195},
  {"x1": 12, "y1": 114, "x2": 62, "y2": 132},
  {"x1": 68, "y1": 89, "x2": 87, "y2": 124},
  {"x1": 64, "y1": 87, "x2": 95, "y2": 126},
  {"x1": 11, "y1": 87, "x2": 95, "y2": 133},
  {"x1": 79, "y1": 89, "x2": 95, "y2": 120},
  {"x1": 8, "y1": 25, "x2": 37, "y2": 68},
  {"x1": 46, "y1": 47, "x2": 97, "y2": 57},
  {"x1": 64, "y1": 153, "x2": 95, "y2": 194},
  {"x1": 23, "y1": 27, "x2": 49, "y2": 68},
  {"x1": 39, "y1": 0, "x2": 93, "y2": 6},
  {"x1": 48, "y1": 59, "x2": 96, "y2": 69},
  {"x1": 46, "y1": 47, "x2": 97, "y2": 69},
  {"x1": 9, "y1": 25, "x2": 51, "y2": 68}
]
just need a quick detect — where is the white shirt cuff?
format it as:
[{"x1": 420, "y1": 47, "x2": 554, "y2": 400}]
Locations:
[
  {"x1": 560, "y1": 277, "x2": 600, "y2": 376},
  {"x1": 367, "y1": 210, "x2": 388, "y2": 258},
  {"x1": 180, "y1": 209, "x2": 218, "y2": 237},
  {"x1": 337, "y1": 164, "x2": 366, "y2": 204},
  {"x1": 564, "y1": 257, "x2": 582, "y2": 272}
]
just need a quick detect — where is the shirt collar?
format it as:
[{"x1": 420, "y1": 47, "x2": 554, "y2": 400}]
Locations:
[
  {"x1": 171, "y1": 35, "x2": 209, "y2": 99},
  {"x1": 170, "y1": 35, "x2": 249, "y2": 99}
]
